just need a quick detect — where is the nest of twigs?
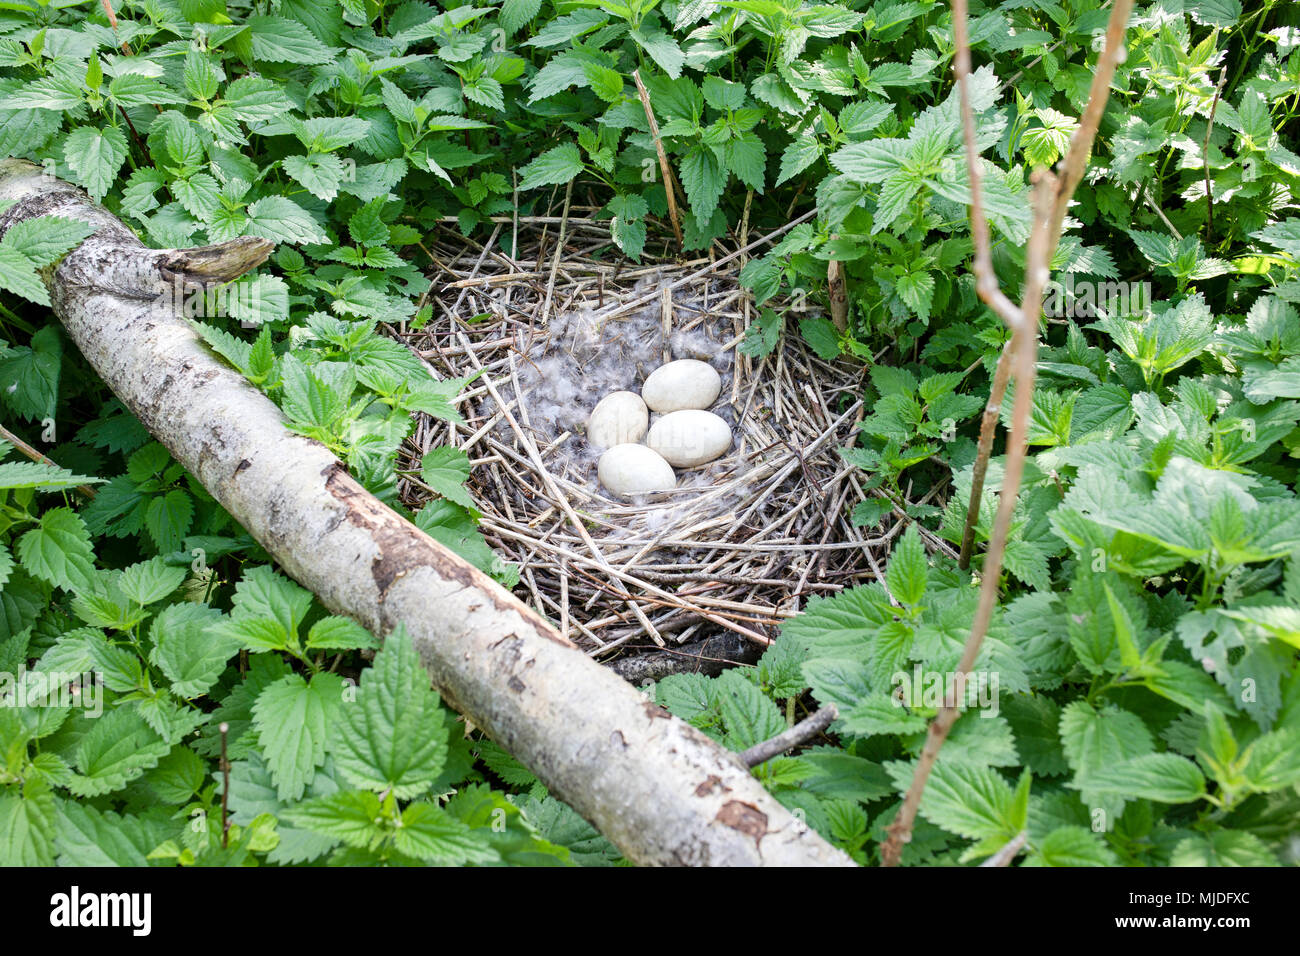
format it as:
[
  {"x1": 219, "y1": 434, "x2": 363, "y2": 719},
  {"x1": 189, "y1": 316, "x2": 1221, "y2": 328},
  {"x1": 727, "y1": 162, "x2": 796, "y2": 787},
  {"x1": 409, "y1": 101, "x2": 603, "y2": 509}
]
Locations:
[{"x1": 396, "y1": 219, "x2": 883, "y2": 667}]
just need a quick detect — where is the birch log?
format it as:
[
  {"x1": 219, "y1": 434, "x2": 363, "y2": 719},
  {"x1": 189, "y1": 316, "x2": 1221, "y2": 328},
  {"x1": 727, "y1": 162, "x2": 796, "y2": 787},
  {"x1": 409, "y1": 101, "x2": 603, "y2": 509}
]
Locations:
[{"x1": 0, "y1": 159, "x2": 852, "y2": 867}]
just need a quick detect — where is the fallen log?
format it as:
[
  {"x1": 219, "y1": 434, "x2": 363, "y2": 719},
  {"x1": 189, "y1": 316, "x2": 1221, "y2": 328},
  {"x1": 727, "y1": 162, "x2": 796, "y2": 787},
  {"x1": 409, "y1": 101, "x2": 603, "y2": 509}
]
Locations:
[{"x1": 0, "y1": 159, "x2": 852, "y2": 867}]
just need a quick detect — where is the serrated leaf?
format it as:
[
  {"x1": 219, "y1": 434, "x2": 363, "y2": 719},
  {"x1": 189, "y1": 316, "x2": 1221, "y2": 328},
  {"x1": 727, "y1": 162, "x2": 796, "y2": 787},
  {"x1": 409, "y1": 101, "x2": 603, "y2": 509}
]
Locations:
[
  {"x1": 62, "y1": 126, "x2": 127, "y2": 203},
  {"x1": 16, "y1": 507, "x2": 95, "y2": 592},
  {"x1": 70, "y1": 707, "x2": 171, "y2": 797},
  {"x1": 517, "y1": 143, "x2": 583, "y2": 191},
  {"x1": 420, "y1": 446, "x2": 475, "y2": 509},
  {"x1": 332, "y1": 630, "x2": 447, "y2": 798},
  {"x1": 253, "y1": 672, "x2": 343, "y2": 801},
  {"x1": 150, "y1": 602, "x2": 238, "y2": 698}
]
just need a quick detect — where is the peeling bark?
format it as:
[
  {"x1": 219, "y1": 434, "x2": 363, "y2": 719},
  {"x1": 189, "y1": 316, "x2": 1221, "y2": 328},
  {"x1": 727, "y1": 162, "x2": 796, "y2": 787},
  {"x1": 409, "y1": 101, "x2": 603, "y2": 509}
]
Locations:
[{"x1": 0, "y1": 159, "x2": 852, "y2": 867}]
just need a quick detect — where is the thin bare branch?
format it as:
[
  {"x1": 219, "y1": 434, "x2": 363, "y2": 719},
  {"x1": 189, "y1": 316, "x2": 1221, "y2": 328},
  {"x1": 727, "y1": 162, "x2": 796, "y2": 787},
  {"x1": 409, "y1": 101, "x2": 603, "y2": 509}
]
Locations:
[
  {"x1": 882, "y1": 0, "x2": 1134, "y2": 866},
  {"x1": 958, "y1": 337, "x2": 1013, "y2": 568},
  {"x1": 951, "y1": 0, "x2": 1023, "y2": 330},
  {"x1": 979, "y1": 830, "x2": 1027, "y2": 867},
  {"x1": 1048, "y1": 0, "x2": 1137, "y2": 254},
  {"x1": 0, "y1": 424, "x2": 99, "y2": 500},
  {"x1": 741, "y1": 705, "x2": 839, "y2": 767},
  {"x1": 633, "y1": 69, "x2": 683, "y2": 246},
  {"x1": 1203, "y1": 64, "x2": 1228, "y2": 242}
]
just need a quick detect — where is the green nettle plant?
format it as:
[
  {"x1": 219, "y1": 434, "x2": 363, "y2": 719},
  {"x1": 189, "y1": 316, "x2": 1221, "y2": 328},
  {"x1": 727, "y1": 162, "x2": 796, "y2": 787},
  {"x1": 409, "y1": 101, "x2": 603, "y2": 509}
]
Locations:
[{"x1": 0, "y1": 0, "x2": 1298, "y2": 865}]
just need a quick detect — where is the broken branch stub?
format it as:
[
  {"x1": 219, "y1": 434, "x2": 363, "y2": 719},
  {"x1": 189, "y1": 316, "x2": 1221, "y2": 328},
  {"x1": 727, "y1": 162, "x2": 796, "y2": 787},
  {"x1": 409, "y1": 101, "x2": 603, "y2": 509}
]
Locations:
[{"x1": 0, "y1": 158, "x2": 852, "y2": 867}]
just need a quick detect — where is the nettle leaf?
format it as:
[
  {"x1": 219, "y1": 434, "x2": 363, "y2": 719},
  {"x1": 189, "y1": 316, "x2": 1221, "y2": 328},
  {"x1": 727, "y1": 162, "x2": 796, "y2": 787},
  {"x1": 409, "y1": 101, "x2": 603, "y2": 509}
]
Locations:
[
  {"x1": 778, "y1": 134, "x2": 822, "y2": 185},
  {"x1": 1170, "y1": 831, "x2": 1279, "y2": 866},
  {"x1": 150, "y1": 602, "x2": 238, "y2": 699},
  {"x1": 0, "y1": 247, "x2": 48, "y2": 304},
  {"x1": 630, "y1": 28, "x2": 684, "y2": 79},
  {"x1": 393, "y1": 802, "x2": 499, "y2": 864},
  {"x1": 715, "y1": 670, "x2": 784, "y2": 751},
  {"x1": 679, "y1": 145, "x2": 726, "y2": 227},
  {"x1": 0, "y1": 324, "x2": 61, "y2": 417},
  {"x1": 517, "y1": 143, "x2": 583, "y2": 190},
  {"x1": 62, "y1": 125, "x2": 128, "y2": 203},
  {"x1": 119, "y1": 556, "x2": 187, "y2": 605},
  {"x1": 247, "y1": 14, "x2": 339, "y2": 64},
  {"x1": 253, "y1": 672, "x2": 344, "y2": 801},
  {"x1": 800, "y1": 317, "x2": 840, "y2": 360},
  {"x1": 420, "y1": 446, "x2": 475, "y2": 508},
  {"x1": 332, "y1": 630, "x2": 448, "y2": 798},
  {"x1": 890, "y1": 759, "x2": 1025, "y2": 843},
  {"x1": 170, "y1": 174, "x2": 220, "y2": 220},
  {"x1": 1081, "y1": 754, "x2": 1208, "y2": 804},
  {"x1": 230, "y1": 565, "x2": 314, "y2": 637},
  {"x1": 279, "y1": 789, "x2": 386, "y2": 850},
  {"x1": 2, "y1": 215, "x2": 94, "y2": 265},
  {"x1": 885, "y1": 525, "x2": 927, "y2": 605},
  {"x1": 244, "y1": 196, "x2": 328, "y2": 245},
  {"x1": 144, "y1": 488, "x2": 194, "y2": 553},
  {"x1": 1059, "y1": 700, "x2": 1153, "y2": 815},
  {"x1": 305, "y1": 616, "x2": 378, "y2": 652},
  {"x1": 69, "y1": 707, "x2": 171, "y2": 797},
  {"x1": 501, "y1": 0, "x2": 544, "y2": 35},
  {"x1": 17, "y1": 507, "x2": 96, "y2": 592},
  {"x1": 1026, "y1": 826, "x2": 1117, "y2": 866},
  {"x1": 0, "y1": 786, "x2": 56, "y2": 866}
]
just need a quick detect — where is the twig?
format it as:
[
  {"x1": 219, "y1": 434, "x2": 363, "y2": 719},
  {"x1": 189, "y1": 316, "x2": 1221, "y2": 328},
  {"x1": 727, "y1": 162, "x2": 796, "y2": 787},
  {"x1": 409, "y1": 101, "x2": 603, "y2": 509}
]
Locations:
[
  {"x1": 1141, "y1": 181, "x2": 1182, "y2": 239},
  {"x1": 1203, "y1": 65, "x2": 1228, "y2": 242},
  {"x1": 541, "y1": 180, "x2": 573, "y2": 324},
  {"x1": 0, "y1": 423, "x2": 99, "y2": 499},
  {"x1": 1046, "y1": 0, "x2": 1136, "y2": 258},
  {"x1": 740, "y1": 705, "x2": 838, "y2": 767},
  {"x1": 827, "y1": 256, "x2": 848, "y2": 331},
  {"x1": 633, "y1": 69, "x2": 683, "y2": 246},
  {"x1": 882, "y1": 0, "x2": 1133, "y2": 867},
  {"x1": 958, "y1": 339, "x2": 1012, "y2": 568},
  {"x1": 219, "y1": 721, "x2": 231, "y2": 848},
  {"x1": 100, "y1": 0, "x2": 131, "y2": 54},
  {"x1": 979, "y1": 830, "x2": 1027, "y2": 867}
]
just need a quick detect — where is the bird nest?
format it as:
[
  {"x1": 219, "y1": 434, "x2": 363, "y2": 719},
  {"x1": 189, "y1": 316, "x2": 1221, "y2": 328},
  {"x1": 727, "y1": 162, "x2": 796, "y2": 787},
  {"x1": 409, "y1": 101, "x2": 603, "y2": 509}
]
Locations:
[{"x1": 398, "y1": 222, "x2": 880, "y2": 664}]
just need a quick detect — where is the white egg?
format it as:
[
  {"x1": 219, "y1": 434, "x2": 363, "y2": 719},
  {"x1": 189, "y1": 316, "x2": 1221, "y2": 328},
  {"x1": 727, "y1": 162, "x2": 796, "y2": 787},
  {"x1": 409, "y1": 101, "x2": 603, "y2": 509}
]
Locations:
[
  {"x1": 645, "y1": 409, "x2": 732, "y2": 468},
  {"x1": 640, "y1": 359, "x2": 722, "y2": 413},
  {"x1": 597, "y1": 444, "x2": 677, "y2": 498},
  {"x1": 587, "y1": 390, "x2": 649, "y2": 448}
]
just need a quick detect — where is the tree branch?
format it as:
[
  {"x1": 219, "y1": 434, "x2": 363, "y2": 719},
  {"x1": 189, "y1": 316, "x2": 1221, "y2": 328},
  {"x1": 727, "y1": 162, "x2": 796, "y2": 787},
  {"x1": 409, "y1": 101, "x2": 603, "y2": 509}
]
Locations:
[
  {"x1": 741, "y1": 705, "x2": 838, "y2": 767},
  {"x1": 0, "y1": 158, "x2": 852, "y2": 868},
  {"x1": 881, "y1": 0, "x2": 1134, "y2": 867}
]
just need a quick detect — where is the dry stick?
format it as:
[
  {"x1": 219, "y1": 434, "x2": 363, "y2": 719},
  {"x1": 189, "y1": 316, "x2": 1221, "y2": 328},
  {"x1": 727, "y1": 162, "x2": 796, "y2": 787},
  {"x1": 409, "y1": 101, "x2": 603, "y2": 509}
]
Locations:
[
  {"x1": 881, "y1": 0, "x2": 1134, "y2": 867},
  {"x1": 99, "y1": 0, "x2": 131, "y2": 54},
  {"x1": 1203, "y1": 65, "x2": 1228, "y2": 243},
  {"x1": 886, "y1": 172, "x2": 1055, "y2": 868},
  {"x1": 219, "y1": 721, "x2": 231, "y2": 849},
  {"x1": 0, "y1": 424, "x2": 99, "y2": 499},
  {"x1": 661, "y1": 285, "x2": 673, "y2": 364},
  {"x1": 740, "y1": 705, "x2": 839, "y2": 767},
  {"x1": 1045, "y1": 0, "x2": 1137, "y2": 253},
  {"x1": 957, "y1": 339, "x2": 1013, "y2": 569},
  {"x1": 979, "y1": 830, "x2": 1028, "y2": 868},
  {"x1": 827, "y1": 256, "x2": 848, "y2": 331},
  {"x1": 540, "y1": 180, "x2": 573, "y2": 324},
  {"x1": 633, "y1": 69, "x2": 683, "y2": 246}
]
